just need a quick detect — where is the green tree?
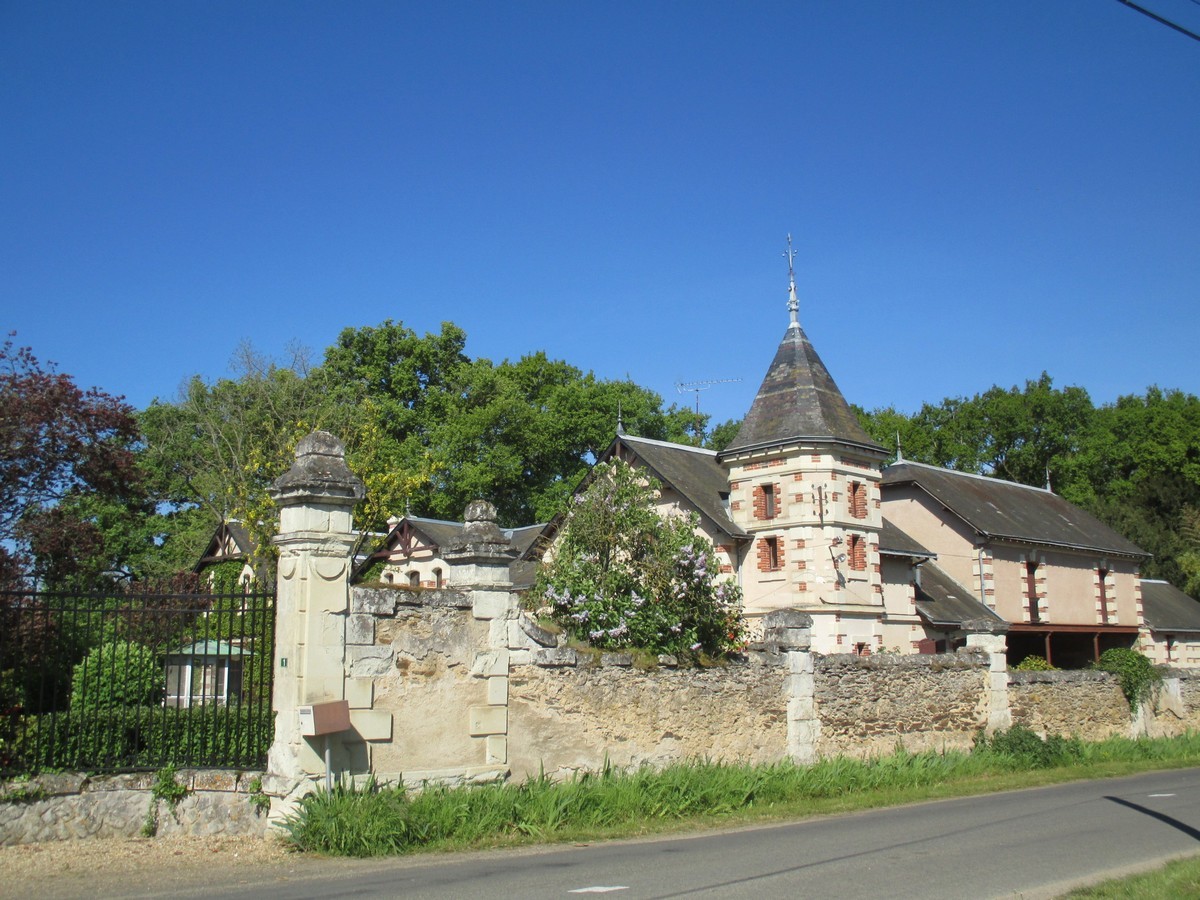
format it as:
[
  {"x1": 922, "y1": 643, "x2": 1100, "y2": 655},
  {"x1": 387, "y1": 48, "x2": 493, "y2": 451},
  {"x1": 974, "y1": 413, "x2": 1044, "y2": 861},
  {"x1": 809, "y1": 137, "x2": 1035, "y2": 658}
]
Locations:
[
  {"x1": 139, "y1": 342, "x2": 360, "y2": 571},
  {"x1": 70, "y1": 641, "x2": 162, "y2": 710},
  {"x1": 534, "y1": 460, "x2": 743, "y2": 658}
]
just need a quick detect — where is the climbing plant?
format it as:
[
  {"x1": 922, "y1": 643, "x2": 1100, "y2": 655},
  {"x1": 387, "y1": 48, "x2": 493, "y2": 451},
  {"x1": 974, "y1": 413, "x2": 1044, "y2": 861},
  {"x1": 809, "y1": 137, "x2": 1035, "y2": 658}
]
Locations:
[{"x1": 1095, "y1": 647, "x2": 1162, "y2": 709}]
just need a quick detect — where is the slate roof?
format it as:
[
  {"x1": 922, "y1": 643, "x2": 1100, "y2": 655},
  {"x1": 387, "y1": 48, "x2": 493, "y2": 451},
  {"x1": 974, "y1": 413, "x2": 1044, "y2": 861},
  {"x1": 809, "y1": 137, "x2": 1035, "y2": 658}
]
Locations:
[
  {"x1": 379, "y1": 516, "x2": 545, "y2": 556},
  {"x1": 914, "y1": 562, "x2": 1007, "y2": 630},
  {"x1": 719, "y1": 323, "x2": 884, "y2": 458},
  {"x1": 606, "y1": 434, "x2": 748, "y2": 540},
  {"x1": 882, "y1": 460, "x2": 1147, "y2": 558},
  {"x1": 878, "y1": 518, "x2": 935, "y2": 559},
  {"x1": 356, "y1": 515, "x2": 545, "y2": 582},
  {"x1": 1140, "y1": 580, "x2": 1200, "y2": 633},
  {"x1": 169, "y1": 640, "x2": 250, "y2": 658},
  {"x1": 878, "y1": 518, "x2": 1005, "y2": 630}
]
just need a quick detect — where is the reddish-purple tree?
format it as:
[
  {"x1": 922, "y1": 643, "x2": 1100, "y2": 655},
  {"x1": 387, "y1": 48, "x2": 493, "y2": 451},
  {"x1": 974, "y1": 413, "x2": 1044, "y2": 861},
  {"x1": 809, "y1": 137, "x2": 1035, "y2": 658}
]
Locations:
[{"x1": 0, "y1": 335, "x2": 142, "y2": 586}]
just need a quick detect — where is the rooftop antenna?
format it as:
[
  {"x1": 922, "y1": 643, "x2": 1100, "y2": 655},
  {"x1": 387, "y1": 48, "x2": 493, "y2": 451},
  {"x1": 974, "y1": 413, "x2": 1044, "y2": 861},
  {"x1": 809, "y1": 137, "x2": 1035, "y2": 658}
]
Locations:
[
  {"x1": 784, "y1": 233, "x2": 799, "y2": 329},
  {"x1": 675, "y1": 378, "x2": 742, "y2": 437},
  {"x1": 617, "y1": 400, "x2": 625, "y2": 436}
]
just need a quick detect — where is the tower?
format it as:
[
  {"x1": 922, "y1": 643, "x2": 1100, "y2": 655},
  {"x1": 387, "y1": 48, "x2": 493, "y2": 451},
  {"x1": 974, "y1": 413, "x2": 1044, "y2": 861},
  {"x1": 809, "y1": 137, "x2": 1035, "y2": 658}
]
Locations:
[{"x1": 717, "y1": 237, "x2": 889, "y2": 653}]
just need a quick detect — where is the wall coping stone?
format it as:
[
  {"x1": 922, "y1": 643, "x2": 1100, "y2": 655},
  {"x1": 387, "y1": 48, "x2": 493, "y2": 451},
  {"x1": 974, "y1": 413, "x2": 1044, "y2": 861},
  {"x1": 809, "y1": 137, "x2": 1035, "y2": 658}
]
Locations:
[
  {"x1": 816, "y1": 650, "x2": 988, "y2": 672},
  {"x1": 519, "y1": 614, "x2": 561, "y2": 647},
  {"x1": 352, "y1": 585, "x2": 472, "y2": 615},
  {"x1": 1009, "y1": 669, "x2": 1120, "y2": 686}
]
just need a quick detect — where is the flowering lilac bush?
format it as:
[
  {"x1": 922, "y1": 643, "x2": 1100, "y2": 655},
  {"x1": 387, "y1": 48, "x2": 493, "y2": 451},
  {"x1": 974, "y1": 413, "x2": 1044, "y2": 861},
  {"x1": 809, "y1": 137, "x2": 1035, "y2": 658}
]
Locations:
[{"x1": 535, "y1": 460, "x2": 743, "y2": 658}]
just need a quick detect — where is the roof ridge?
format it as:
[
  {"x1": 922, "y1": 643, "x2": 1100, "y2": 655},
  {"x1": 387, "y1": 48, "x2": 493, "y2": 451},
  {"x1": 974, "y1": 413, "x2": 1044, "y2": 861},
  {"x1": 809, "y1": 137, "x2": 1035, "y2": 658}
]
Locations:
[
  {"x1": 406, "y1": 515, "x2": 466, "y2": 526},
  {"x1": 619, "y1": 434, "x2": 717, "y2": 457},
  {"x1": 887, "y1": 459, "x2": 1054, "y2": 494}
]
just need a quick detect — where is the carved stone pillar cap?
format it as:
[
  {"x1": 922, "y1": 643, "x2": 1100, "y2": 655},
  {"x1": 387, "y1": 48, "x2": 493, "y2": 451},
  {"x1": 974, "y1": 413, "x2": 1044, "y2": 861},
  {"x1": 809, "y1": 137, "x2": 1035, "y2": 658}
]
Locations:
[
  {"x1": 962, "y1": 617, "x2": 1010, "y2": 635},
  {"x1": 443, "y1": 500, "x2": 518, "y2": 561},
  {"x1": 270, "y1": 431, "x2": 365, "y2": 504}
]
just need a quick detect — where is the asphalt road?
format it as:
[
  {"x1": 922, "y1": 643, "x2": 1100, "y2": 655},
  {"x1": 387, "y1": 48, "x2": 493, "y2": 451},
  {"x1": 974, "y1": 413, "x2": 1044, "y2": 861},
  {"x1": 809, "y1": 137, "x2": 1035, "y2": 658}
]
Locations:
[{"x1": 181, "y1": 768, "x2": 1200, "y2": 900}]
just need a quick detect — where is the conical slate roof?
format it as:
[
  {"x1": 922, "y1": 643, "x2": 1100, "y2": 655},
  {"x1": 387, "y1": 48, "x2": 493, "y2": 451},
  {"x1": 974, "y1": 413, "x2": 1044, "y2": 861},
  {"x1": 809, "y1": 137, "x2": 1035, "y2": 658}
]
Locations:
[{"x1": 720, "y1": 323, "x2": 883, "y2": 456}]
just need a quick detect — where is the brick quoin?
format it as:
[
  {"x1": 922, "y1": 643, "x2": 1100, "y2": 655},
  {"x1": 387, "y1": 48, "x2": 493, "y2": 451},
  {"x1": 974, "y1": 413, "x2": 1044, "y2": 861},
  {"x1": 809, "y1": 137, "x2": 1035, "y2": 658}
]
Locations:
[
  {"x1": 793, "y1": 473, "x2": 805, "y2": 482},
  {"x1": 768, "y1": 458, "x2": 784, "y2": 467}
]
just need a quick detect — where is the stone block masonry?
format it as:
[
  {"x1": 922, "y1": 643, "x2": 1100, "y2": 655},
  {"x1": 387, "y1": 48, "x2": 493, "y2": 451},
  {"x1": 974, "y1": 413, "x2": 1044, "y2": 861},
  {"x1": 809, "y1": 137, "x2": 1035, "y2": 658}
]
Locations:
[{"x1": 0, "y1": 770, "x2": 267, "y2": 846}]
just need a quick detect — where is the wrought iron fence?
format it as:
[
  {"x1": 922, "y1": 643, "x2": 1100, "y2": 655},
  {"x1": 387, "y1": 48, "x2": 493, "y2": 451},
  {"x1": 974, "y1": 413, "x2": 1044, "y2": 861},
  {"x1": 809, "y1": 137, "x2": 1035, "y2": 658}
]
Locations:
[{"x1": 0, "y1": 585, "x2": 275, "y2": 776}]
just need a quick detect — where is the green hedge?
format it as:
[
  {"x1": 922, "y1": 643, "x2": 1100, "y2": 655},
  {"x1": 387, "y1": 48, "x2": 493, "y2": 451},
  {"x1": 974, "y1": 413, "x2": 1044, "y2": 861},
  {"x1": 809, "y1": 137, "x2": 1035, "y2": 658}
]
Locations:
[{"x1": 10, "y1": 705, "x2": 274, "y2": 773}]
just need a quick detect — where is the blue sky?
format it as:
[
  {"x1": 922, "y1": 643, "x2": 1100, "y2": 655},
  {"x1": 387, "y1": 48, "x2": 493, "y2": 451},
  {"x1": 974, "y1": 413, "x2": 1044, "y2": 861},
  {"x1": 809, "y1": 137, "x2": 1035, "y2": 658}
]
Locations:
[{"x1": 3, "y1": 1, "x2": 1198, "y2": 430}]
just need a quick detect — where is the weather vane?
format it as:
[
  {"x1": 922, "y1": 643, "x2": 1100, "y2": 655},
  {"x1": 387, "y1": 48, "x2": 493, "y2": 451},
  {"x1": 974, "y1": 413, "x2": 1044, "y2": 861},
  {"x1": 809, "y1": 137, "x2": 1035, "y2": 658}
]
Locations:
[{"x1": 784, "y1": 233, "x2": 799, "y2": 328}]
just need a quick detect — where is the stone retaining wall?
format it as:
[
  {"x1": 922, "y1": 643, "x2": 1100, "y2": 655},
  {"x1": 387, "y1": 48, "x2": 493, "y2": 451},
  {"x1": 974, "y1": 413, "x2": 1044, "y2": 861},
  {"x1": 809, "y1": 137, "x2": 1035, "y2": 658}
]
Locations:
[
  {"x1": 814, "y1": 650, "x2": 991, "y2": 756},
  {"x1": 0, "y1": 769, "x2": 267, "y2": 846}
]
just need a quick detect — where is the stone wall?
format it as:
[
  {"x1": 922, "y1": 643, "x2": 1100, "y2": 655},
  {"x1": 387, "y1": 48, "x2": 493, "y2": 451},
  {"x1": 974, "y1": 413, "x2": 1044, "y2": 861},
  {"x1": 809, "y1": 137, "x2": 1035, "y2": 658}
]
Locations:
[
  {"x1": 814, "y1": 651, "x2": 991, "y2": 757},
  {"x1": 351, "y1": 587, "x2": 496, "y2": 783},
  {"x1": 508, "y1": 654, "x2": 788, "y2": 778},
  {"x1": 1170, "y1": 671, "x2": 1200, "y2": 731},
  {"x1": 1008, "y1": 670, "x2": 1132, "y2": 740},
  {"x1": 0, "y1": 770, "x2": 267, "y2": 846}
]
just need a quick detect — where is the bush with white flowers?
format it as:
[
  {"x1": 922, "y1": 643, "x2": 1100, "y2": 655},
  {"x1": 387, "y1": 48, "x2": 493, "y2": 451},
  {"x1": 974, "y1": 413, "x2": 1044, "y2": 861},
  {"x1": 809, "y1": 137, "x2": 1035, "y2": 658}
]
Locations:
[{"x1": 535, "y1": 460, "x2": 743, "y2": 658}]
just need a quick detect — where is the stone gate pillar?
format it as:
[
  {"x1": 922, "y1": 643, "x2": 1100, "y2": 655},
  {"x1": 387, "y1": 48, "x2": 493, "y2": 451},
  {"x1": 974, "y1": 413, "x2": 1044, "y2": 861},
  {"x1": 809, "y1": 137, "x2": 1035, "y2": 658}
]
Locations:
[
  {"x1": 264, "y1": 432, "x2": 364, "y2": 825},
  {"x1": 441, "y1": 500, "x2": 519, "y2": 768},
  {"x1": 966, "y1": 620, "x2": 1011, "y2": 733},
  {"x1": 763, "y1": 609, "x2": 817, "y2": 765}
]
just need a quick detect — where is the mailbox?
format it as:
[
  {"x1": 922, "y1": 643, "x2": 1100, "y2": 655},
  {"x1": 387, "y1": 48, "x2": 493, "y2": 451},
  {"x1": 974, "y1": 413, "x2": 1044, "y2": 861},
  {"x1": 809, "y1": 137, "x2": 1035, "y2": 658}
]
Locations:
[{"x1": 298, "y1": 699, "x2": 351, "y2": 736}]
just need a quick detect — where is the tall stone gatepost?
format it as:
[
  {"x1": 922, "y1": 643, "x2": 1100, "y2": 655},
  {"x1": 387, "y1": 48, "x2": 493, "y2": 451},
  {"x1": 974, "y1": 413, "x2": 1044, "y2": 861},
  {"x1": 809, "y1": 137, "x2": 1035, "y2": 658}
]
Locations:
[
  {"x1": 264, "y1": 431, "x2": 364, "y2": 826},
  {"x1": 965, "y1": 619, "x2": 1012, "y2": 733},
  {"x1": 441, "y1": 500, "x2": 520, "y2": 768},
  {"x1": 762, "y1": 609, "x2": 818, "y2": 764}
]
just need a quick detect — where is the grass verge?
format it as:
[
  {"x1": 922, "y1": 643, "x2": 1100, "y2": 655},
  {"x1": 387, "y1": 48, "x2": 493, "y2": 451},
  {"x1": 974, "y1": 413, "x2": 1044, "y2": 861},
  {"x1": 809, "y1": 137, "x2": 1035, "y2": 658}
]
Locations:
[
  {"x1": 1061, "y1": 852, "x2": 1200, "y2": 898},
  {"x1": 283, "y1": 727, "x2": 1200, "y2": 858}
]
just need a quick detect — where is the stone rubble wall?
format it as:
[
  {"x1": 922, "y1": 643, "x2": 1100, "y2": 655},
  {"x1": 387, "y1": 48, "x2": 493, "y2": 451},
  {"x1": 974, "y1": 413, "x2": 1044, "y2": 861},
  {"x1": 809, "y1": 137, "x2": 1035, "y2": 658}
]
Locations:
[
  {"x1": 0, "y1": 770, "x2": 267, "y2": 846},
  {"x1": 1168, "y1": 670, "x2": 1200, "y2": 732},
  {"x1": 507, "y1": 653, "x2": 788, "y2": 779},
  {"x1": 1008, "y1": 670, "x2": 1133, "y2": 741},
  {"x1": 814, "y1": 651, "x2": 991, "y2": 757}
]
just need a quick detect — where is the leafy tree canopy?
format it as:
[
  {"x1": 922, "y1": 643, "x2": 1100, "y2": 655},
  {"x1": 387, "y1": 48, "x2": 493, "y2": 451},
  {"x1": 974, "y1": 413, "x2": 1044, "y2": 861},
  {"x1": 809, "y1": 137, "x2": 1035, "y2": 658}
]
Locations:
[
  {"x1": 857, "y1": 378, "x2": 1200, "y2": 591},
  {"x1": 0, "y1": 336, "x2": 145, "y2": 587}
]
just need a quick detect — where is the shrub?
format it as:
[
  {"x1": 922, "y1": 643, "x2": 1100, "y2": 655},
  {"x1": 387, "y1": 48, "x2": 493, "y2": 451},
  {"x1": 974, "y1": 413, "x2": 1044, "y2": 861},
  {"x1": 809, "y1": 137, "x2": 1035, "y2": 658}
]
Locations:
[
  {"x1": 535, "y1": 460, "x2": 744, "y2": 659},
  {"x1": 1013, "y1": 655, "x2": 1055, "y2": 671},
  {"x1": 70, "y1": 641, "x2": 162, "y2": 710},
  {"x1": 1095, "y1": 648, "x2": 1162, "y2": 709},
  {"x1": 974, "y1": 726, "x2": 1083, "y2": 768}
]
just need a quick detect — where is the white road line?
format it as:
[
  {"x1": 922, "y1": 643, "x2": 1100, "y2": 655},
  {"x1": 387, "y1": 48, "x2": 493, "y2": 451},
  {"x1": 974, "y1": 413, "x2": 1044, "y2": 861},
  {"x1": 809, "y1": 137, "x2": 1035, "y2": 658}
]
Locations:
[
  {"x1": 568, "y1": 888, "x2": 630, "y2": 894},
  {"x1": 1148, "y1": 793, "x2": 1176, "y2": 797}
]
